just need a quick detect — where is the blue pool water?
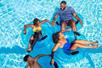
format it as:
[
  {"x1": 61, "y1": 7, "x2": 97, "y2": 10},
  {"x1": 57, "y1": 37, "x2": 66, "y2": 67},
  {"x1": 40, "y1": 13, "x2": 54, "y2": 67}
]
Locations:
[{"x1": 0, "y1": 0, "x2": 102, "y2": 68}]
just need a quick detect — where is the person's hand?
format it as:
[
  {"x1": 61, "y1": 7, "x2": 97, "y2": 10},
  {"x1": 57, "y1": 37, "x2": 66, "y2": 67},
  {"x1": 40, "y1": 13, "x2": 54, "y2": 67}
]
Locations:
[
  {"x1": 50, "y1": 59, "x2": 54, "y2": 65},
  {"x1": 51, "y1": 20, "x2": 55, "y2": 26},
  {"x1": 43, "y1": 19, "x2": 49, "y2": 22},
  {"x1": 24, "y1": 30, "x2": 26, "y2": 34}
]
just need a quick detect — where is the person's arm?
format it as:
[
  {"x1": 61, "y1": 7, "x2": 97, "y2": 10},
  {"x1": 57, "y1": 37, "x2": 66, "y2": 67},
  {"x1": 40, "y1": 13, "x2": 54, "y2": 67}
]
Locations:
[
  {"x1": 73, "y1": 13, "x2": 83, "y2": 26},
  {"x1": 70, "y1": 7, "x2": 83, "y2": 26},
  {"x1": 53, "y1": 14, "x2": 58, "y2": 22},
  {"x1": 40, "y1": 19, "x2": 49, "y2": 24},
  {"x1": 50, "y1": 43, "x2": 60, "y2": 64},
  {"x1": 24, "y1": 24, "x2": 33, "y2": 34},
  {"x1": 34, "y1": 54, "x2": 49, "y2": 62},
  {"x1": 51, "y1": 13, "x2": 59, "y2": 26}
]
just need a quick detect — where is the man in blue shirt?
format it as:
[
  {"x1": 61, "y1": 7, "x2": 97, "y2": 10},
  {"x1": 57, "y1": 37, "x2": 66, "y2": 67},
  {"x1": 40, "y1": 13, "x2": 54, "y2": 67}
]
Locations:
[{"x1": 51, "y1": 1, "x2": 83, "y2": 35}]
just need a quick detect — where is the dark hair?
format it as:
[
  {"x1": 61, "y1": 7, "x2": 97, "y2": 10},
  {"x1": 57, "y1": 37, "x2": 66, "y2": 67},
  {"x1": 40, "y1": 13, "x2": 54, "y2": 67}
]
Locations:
[
  {"x1": 52, "y1": 32, "x2": 60, "y2": 43},
  {"x1": 23, "y1": 55, "x2": 30, "y2": 62},
  {"x1": 33, "y1": 18, "x2": 39, "y2": 25},
  {"x1": 60, "y1": 1, "x2": 67, "y2": 4}
]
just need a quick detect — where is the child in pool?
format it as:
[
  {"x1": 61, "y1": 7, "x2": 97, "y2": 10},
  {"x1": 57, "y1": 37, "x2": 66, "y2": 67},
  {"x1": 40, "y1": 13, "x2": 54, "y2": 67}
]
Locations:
[{"x1": 24, "y1": 18, "x2": 48, "y2": 52}]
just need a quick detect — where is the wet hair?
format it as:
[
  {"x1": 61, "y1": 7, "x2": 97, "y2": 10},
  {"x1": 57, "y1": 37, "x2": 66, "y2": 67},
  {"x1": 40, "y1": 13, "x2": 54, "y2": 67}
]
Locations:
[
  {"x1": 52, "y1": 32, "x2": 60, "y2": 44},
  {"x1": 23, "y1": 55, "x2": 30, "y2": 62},
  {"x1": 33, "y1": 18, "x2": 40, "y2": 25},
  {"x1": 60, "y1": 1, "x2": 67, "y2": 4}
]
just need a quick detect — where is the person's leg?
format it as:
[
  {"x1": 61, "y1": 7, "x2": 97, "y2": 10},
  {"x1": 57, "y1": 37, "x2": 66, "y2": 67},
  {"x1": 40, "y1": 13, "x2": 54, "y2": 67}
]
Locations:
[
  {"x1": 74, "y1": 40, "x2": 98, "y2": 45},
  {"x1": 69, "y1": 20, "x2": 80, "y2": 36},
  {"x1": 27, "y1": 35, "x2": 37, "y2": 52},
  {"x1": 61, "y1": 22, "x2": 67, "y2": 32},
  {"x1": 38, "y1": 31, "x2": 42, "y2": 39},
  {"x1": 27, "y1": 36, "x2": 34, "y2": 51},
  {"x1": 70, "y1": 43, "x2": 98, "y2": 50},
  {"x1": 70, "y1": 20, "x2": 76, "y2": 31}
]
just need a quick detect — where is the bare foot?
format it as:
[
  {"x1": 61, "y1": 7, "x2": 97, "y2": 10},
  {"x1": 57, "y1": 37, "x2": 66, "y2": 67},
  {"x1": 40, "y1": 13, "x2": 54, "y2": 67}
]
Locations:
[
  {"x1": 93, "y1": 41, "x2": 98, "y2": 45},
  {"x1": 92, "y1": 45, "x2": 99, "y2": 48}
]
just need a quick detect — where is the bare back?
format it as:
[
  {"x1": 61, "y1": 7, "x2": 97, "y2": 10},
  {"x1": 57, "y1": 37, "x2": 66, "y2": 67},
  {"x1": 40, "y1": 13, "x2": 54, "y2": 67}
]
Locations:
[{"x1": 27, "y1": 54, "x2": 48, "y2": 68}]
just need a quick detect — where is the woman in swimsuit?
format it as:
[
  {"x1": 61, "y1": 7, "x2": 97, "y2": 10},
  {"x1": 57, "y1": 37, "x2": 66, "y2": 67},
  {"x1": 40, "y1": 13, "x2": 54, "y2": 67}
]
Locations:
[
  {"x1": 24, "y1": 18, "x2": 48, "y2": 52},
  {"x1": 50, "y1": 31, "x2": 99, "y2": 64}
]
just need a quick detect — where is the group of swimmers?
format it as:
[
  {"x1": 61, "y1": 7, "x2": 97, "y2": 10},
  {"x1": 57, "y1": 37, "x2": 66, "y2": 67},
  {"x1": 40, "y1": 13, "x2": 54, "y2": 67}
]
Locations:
[{"x1": 23, "y1": 1, "x2": 99, "y2": 68}]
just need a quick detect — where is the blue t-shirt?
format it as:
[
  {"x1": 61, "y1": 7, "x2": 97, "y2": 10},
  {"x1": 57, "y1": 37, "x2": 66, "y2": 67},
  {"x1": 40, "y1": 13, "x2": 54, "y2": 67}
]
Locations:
[{"x1": 56, "y1": 6, "x2": 76, "y2": 21}]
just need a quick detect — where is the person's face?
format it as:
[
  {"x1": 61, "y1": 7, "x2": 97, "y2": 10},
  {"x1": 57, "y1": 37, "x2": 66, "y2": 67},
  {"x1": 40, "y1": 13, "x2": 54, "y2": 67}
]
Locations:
[
  {"x1": 58, "y1": 32, "x2": 64, "y2": 39},
  {"x1": 27, "y1": 56, "x2": 33, "y2": 62},
  {"x1": 37, "y1": 20, "x2": 40, "y2": 23},
  {"x1": 60, "y1": 3, "x2": 66, "y2": 10},
  {"x1": 35, "y1": 21, "x2": 40, "y2": 26}
]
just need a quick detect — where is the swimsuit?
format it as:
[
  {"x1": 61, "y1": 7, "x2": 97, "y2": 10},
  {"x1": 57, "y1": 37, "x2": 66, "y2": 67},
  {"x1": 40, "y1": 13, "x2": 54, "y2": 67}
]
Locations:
[
  {"x1": 63, "y1": 38, "x2": 72, "y2": 50},
  {"x1": 29, "y1": 26, "x2": 42, "y2": 50},
  {"x1": 63, "y1": 38, "x2": 76, "y2": 54},
  {"x1": 33, "y1": 26, "x2": 42, "y2": 32}
]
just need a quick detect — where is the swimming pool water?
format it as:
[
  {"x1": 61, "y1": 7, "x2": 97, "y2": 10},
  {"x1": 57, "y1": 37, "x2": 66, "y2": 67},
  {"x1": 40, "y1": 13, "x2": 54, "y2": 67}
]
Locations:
[{"x1": 0, "y1": 0, "x2": 102, "y2": 68}]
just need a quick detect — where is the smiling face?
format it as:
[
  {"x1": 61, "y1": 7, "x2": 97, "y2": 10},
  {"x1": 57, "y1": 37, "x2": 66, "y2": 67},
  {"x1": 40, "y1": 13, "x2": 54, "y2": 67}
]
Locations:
[
  {"x1": 27, "y1": 56, "x2": 34, "y2": 63},
  {"x1": 60, "y1": 3, "x2": 66, "y2": 10},
  {"x1": 36, "y1": 20, "x2": 40, "y2": 25},
  {"x1": 58, "y1": 32, "x2": 65, "y2": 40}
]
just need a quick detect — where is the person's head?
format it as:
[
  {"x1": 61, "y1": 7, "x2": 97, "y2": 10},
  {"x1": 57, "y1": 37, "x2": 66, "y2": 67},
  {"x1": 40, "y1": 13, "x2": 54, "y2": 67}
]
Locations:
[
  {"x1": 60, "y1": 1, "x2": 67, "y2": 10},
  {"x1": 58, "y1": 32, "x2": 64, "y2": 39},
  {"x1": 52, "y1": 32, "x2": 64, "y2": 43},
  {"x1": 33, "y1": 18, "x2": 40, "y2": 26},
  {"x1": 23, "y1": 55, "x2": 32, "y2": 62}
]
